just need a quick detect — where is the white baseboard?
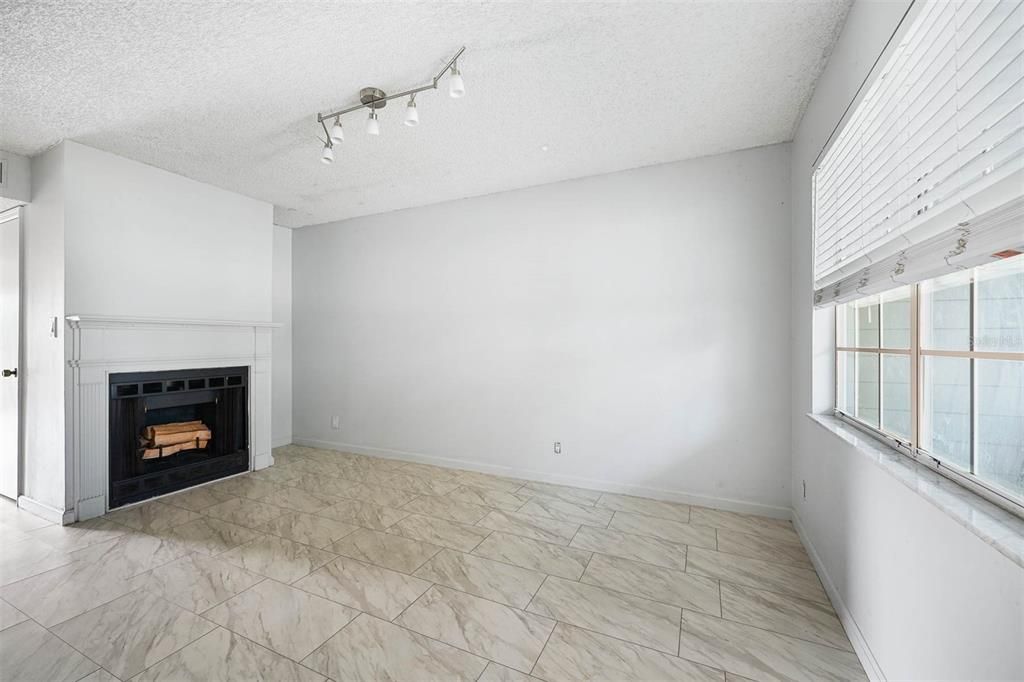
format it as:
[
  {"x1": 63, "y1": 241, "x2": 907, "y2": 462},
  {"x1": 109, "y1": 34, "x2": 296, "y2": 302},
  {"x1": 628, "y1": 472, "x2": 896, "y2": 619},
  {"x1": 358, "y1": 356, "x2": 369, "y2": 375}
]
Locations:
[
  {"x1": 290, "y1": 437, "x2": 792, "y2": 520},
  {"x1": 792, "y1": 510, "x2": 885, "y2": 681},
  {"x1": 18, "y1": 495, "x2": 75, "y2": 525}
]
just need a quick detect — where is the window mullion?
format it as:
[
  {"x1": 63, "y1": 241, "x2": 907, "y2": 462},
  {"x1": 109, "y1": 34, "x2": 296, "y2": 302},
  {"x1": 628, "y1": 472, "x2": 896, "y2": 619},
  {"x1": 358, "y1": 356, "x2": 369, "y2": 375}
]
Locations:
[{"x1": 911, "y1": 284, "x2": 920, "y2": 450}]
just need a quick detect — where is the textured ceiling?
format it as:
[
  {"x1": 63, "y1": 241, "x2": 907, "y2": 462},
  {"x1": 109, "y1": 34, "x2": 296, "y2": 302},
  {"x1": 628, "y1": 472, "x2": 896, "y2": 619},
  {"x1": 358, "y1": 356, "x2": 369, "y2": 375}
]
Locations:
[{"x1": 2, "y1": 1, "x2": 850, "y2": 227}]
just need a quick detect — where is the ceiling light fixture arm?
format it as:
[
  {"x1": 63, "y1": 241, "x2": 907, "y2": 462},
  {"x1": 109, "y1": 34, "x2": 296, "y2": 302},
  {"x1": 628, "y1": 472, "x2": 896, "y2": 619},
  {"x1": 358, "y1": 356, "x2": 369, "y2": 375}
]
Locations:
[{"x1": 316, "y1": 46, "x2": 466, "y2": 124}]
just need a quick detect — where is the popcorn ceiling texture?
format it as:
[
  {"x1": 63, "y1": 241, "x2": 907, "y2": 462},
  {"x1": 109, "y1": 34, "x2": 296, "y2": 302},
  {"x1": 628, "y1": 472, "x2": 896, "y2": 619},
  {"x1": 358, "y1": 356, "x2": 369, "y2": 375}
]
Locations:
[{"x1": 1, "y1": 1, "x2": 850, "y2": 227}]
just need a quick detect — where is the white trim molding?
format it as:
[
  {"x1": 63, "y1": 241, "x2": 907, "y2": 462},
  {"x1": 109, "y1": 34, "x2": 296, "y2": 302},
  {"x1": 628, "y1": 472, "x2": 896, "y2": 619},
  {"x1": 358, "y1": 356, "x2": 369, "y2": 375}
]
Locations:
[{"x1": 65, "y1": 315, "x2": 279, "y2": 522}]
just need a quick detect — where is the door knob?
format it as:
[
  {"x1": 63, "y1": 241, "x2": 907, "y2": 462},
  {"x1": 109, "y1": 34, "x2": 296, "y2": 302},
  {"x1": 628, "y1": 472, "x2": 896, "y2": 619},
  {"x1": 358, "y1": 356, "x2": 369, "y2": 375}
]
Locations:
[{"x1": 2, "y1": 368, "x2": 16, "y2": 378}]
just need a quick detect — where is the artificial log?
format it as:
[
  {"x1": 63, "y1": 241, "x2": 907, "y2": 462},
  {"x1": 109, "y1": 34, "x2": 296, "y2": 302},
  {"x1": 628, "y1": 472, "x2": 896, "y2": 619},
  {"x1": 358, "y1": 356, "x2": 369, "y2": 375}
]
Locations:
[
  {"x1": 150, "y1": 428, "x2": 212, "y2": 447},
  {"x1": 143, "y1": 421, "x2": 204, "y2": 440},
  {"x1": 140, "y1": 439, "x2": 210, "y2": 460}
]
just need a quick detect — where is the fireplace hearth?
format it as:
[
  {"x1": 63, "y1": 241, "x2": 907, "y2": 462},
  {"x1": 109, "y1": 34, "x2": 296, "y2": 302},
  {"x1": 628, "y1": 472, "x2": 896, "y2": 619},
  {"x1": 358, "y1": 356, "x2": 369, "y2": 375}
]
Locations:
[{"x1": 108, "y1": 367, "x2": 249, "y2": 509}]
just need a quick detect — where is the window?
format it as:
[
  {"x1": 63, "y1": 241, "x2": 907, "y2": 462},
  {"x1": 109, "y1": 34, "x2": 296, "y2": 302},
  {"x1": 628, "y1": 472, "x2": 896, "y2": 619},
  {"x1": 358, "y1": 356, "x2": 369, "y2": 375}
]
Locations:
[{"x1": 836, "y1": 255, "x2": 1024, "y2": 511}]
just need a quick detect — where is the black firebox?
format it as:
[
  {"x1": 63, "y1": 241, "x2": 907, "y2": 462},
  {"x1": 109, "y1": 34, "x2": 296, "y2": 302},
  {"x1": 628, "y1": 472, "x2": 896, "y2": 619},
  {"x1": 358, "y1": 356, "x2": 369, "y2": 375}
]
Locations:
[{"x1": 108, "y1": 367, "x2": 249, "y2": 509}]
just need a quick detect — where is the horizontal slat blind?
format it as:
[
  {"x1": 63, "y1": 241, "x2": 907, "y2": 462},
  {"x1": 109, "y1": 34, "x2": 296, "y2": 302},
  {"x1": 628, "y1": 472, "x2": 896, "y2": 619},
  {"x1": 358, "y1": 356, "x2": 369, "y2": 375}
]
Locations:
[{"x1": 813, "y1": 0, "x2": 1024, "y2": 301}]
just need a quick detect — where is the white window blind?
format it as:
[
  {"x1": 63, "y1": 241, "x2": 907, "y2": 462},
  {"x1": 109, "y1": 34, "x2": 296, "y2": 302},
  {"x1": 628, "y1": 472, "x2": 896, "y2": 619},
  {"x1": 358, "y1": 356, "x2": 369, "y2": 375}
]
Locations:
[{"x1": 813, "y1": 0, "x2": 1024, "y2": 306}]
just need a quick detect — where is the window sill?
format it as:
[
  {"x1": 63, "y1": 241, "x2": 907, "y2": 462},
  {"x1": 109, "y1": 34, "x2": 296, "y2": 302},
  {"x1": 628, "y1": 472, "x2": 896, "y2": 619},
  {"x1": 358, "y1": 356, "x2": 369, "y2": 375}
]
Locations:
[{"x1": 806, "y1": 412, "x2": 1024, "y2": 570}]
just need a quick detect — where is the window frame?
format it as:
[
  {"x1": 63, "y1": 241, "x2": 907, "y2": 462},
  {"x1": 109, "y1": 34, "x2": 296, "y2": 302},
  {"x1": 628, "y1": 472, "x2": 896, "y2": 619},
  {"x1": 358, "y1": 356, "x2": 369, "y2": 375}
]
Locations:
[{"x1": 834, "y1": 271, "x2": 1024, "y2": 518}]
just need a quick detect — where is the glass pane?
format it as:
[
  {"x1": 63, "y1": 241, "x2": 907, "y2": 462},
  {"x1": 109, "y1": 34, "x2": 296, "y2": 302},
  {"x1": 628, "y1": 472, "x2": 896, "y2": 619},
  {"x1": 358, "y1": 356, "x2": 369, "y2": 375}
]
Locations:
[
  {"x1": 976, "y1": 359, "x2": 1024, "y2": 501},
  {"x1": 854, "y1": 297, "x2": 880, "y2": 348},
  {"x1": 921, "y1": 270, "x2": 971, "y2": 350},
  {"x1": 921, "y1": 356, "x2": 971, "y2": 469},
  {"x1": 975, "y1": 254, "x2": 1024, "y2": 353},
  {"x1": 837, "y1": 302, "x2": 857, "y2": 348},
  {"x1": 856, "y1": 352, "x2": 880, "y2": 427},
  {"x1": 881, "y1": 354, "x2": 911, "y2": 440},
  {"x1": 837, "y1": 351, "x2": 856, "y2": 415},
  {"x1": 881, "y1": 287, "x2": 911, "y2": 349}
]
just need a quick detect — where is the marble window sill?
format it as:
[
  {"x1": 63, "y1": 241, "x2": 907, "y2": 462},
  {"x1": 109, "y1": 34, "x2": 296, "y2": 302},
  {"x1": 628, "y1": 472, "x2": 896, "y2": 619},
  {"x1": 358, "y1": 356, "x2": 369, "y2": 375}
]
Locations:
[{"x1": 807, "y1": 413, "x2": 1024, "y2": 570}]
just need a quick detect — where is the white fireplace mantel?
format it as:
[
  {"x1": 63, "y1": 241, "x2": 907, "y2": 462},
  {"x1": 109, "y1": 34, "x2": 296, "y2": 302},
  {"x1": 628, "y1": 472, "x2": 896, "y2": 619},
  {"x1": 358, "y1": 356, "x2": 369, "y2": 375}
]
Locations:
[{"x1": 66, "y1": 315, "x2": 279, "y2": 521}]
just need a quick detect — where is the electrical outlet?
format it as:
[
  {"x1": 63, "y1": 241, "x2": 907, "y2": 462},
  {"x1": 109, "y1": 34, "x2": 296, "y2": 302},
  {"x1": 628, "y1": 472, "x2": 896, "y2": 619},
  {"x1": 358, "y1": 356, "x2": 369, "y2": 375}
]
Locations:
[
  {"x1": 553, "y1": 442, "x2": 561, "y2": 455},
  {"x1": 330, "y1": 415, "x2": 341, "y2": 430},
  {"x1": 802, "y1": 480, "x2": 807, "y2": 500}
]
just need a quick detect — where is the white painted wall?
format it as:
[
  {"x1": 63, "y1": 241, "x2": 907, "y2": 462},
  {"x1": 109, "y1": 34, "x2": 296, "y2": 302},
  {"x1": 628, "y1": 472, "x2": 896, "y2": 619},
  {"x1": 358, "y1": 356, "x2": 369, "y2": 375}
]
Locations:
[
  {"x1": 20, "y1": 145, "x2": 66, "y2": 511},
  {"x1": 0, "y1": 149, "x2": 31, "y2": 204},
  {"x1": 272, "y1": 225, "x2": 293, "y2": 447},
  {"x1": 790, "y1": 2, "x2": 1024, "y2": 679},
  {"x1": 293, "y1": 144, "x2": 793, "y2": 514},
  {"x1": 63, "y1": 141, "x2": 273, "y2": 322}
]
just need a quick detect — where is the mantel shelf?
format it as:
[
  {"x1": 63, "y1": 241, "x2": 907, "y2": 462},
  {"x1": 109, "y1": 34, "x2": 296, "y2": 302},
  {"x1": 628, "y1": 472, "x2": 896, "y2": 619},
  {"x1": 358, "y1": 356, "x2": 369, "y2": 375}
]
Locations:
[{"x1": 66, "y1": 314, "x2": 281, "y2": 329}]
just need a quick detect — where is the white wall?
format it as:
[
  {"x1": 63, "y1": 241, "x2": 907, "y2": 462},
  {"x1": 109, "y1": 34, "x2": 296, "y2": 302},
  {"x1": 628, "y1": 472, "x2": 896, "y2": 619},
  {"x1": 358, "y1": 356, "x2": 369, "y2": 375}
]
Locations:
[
  {"x1": 790, "y1": 2, "x2": 1024, "y2": 679},
  {"x1": 63, "y1": 141, "x2": 273, "y2": 322},
  {"x1": 0, "y1": 149, "x2": 32, "y2": 204},
  {"x1": 293, "y1": 144, "x2": 793, "y2": 514},
  {"x1": 272, "y1": 225, "x2": 293, "y2": 447},
  {"x1": 20, "y1": 145, "x2": 66, "y2": 511}
]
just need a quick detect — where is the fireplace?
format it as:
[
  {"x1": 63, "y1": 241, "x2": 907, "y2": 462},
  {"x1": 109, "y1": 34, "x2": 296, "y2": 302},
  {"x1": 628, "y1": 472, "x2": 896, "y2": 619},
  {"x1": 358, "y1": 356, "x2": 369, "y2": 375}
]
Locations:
[{"x1": 108, "y1": 366, "x2": 250, "y2": 509}]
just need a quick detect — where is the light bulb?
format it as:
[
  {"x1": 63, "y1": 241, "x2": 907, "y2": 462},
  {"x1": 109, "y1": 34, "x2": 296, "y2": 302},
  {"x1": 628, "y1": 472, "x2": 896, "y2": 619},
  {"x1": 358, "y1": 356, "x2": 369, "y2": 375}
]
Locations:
[
  {"x1": 449, "y1": 66, "x2": 465, "y2": 98},
  {"x1": 329, "y1": 118, "x2": 344, "y2": 143},
  {"x1": 366, "y1": 110, "x2": 380, "y2": 136},
  {"x1": 320, "y1": 143, "x2": 334, "y2": 165},
  {"x1": 404, "y1": 99, "x2": 419, "y2": 127}
]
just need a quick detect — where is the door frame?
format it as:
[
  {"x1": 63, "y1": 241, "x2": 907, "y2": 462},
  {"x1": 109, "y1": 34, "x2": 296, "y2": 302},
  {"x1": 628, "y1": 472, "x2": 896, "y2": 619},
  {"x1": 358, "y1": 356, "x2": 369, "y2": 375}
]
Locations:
[{"x1": 0, "y1": 206, "x2": 22, "y2": 502}]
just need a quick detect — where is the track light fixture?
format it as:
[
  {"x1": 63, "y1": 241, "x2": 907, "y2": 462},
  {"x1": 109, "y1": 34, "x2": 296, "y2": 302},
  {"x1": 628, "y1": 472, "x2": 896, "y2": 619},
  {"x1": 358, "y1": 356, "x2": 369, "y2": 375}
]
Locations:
[{"x1": 315, "y1": 46, "x2": 466, "y2": 165}]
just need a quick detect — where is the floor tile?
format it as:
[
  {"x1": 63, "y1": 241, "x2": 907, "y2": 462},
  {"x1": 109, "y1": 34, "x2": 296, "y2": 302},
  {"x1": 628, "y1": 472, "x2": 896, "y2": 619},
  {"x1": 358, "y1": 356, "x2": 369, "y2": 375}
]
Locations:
[
  {"x1": 518, "y1": 481, "x2": 603, "y2": 505},
  {"x1": 720, "y1": 582, "x2": 852, "y2": 651},
  {"x1": 413, "y1": 549, "x2": 545, "y2": 608},
  {"x1": 595, "y1": 492, "x2": 692, "y2": 523},
  {"x1": 387, "y1": 513, "x2": 491, "y2": 551},
  {"x1": 248, "y1": 463, "x2": 305, "y2": 485},
  {"x1": 256, "y1": 511, "x2": 357, "y2": 548},
  {"x1": 317, "y1": 498, "x2": 409, "y2": 530},
  {"x1": 284, "y1": 472, "x2": 362, "y2": 499},
  {"x1": 478, "y1": 661, "x2": 541, "y2": 682},
  {"x1": 78, "y1": 669, "x2": 120, "y2": 682},
  {"x1": 167, "y1": 517, "x2": 264, "y2": 556},
  {"x1": 0, "y1": 619, "x2": 98, "y2": 681},
  {"x1": 372, "y1": 471, "x2": 462, "y2": 496},
  {"x1": 608, "y1": 511, "x2": 717, "y2": 548},
  {"x1": 334, "y1": 481, "x2": 421, "y2": 508},
  {"x1": 28, "y1": 516, "x2": 129, "y2": 552},
  {"x1": 207, "y1": 475, "x2": 281, "y2": 501},
  {"x1": 135, "y1": 626, "x2": 326, "y2": 681},
  {"x1": 570, "y1": 525, "x2": 688, "y2": 570},
  {"x1": 452, "y1": 471, "x2": 526, "y2": 493},
  {"x1": 533, "y1": 622, "x2": 724, "y2": 682},
  {"x1": 689, "y1": 507, "x2": 800, "y2": 543},
  {"x1": 0, "y1": 500, "x2": 53, "y2": 531},
  {"x1": 527, "y1": 576, "x2": 681, "y2": 654},
  {"x1": 447, "y1": 484, "x2": 531, "y2": 511},
  {"x1": 402, "y1": 495, "x2": 491, "y2": 524},
  {"x1": 302, "y1": 612, "x2": 488, "y2": 682},
  {"x1": 473, "y1": 531, "x2": 592, "y2": 580},
  {"x1": 399, "y1": 462, "x2": 461, "y2": 481},
  {"x1": 716, "y1": 529, "x2": 813, "y2": 568},
  {"x1": 330, "y1": 527, "x2": 442, "y2": 573},
  {"x1": 677, "y1": 609, "x2": 866, "y2": 682},
  {"x1": 294, "y1": 555, "x2": 432, "y2": 620},
  {"x1": 141, "y1": 552, "x2": 265, "y2": 612},
  {"x1": 261, "y1": 486, "x2": 339, "y2": 514},
  {"x1": 517, "y1": 496, "x2": 614, "y2": 527},
  {"x1": 105, "y1": 501, "x2": 202, "y2": 533},
  {"x1": 582, "y1": 553, "x2": 721, "y2": 615},
  {"x1": 397, "y1": 585, "x2": 555, "y2": 673},
  {"x1": 686, "y1": 547, "x2": 828, "y2": 604},
  {"x1": 219, "y1": 535, "x2": 336, "y2": 583},
  {"x1": 69, "y1": 530, "x2": 192, "y2": 577},
  {"x1": 204, "y1": 579, "x2": 358, "y2": 660},
  {"x1": 477, "y1": 510, "x2": 579, "y2": 545},
  {"x1": 51, "y1": 589, "x2": 216, "y2": 679},
  {"x1": 161, "y1": 485, "x2": 236, "y2": 512},
  {"x1": 201, "y1": 497, "x2": 286, "y2": 529},
  {"x1": 0, "y1": 536, "x2": 75, "y2": 586},
  {"x1": 0, "y1": 557, "x2": 150, "y2": 626},
  {"x1": 0, "y1": 598, "x2": 27, "y2": 631}
]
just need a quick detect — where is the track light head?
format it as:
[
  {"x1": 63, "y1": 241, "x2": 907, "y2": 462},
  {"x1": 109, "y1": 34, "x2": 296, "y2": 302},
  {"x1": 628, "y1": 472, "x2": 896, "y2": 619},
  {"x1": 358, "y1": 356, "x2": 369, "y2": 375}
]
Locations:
[
  {"x1": 320, "y1": 142, "x2": 334, "y2": 164},
  {"x1": 366, "y1": 110, "x2": 380, "y2": 136},
  {"x1": 329, "y1": 118, "x2": 345, "y2": 143},
  {"x1": 404, "y1": 97, "x2": 419, "y2": 127},
  {"x1": 449, "y1": 64, "x2": 465, "y2": 98}
]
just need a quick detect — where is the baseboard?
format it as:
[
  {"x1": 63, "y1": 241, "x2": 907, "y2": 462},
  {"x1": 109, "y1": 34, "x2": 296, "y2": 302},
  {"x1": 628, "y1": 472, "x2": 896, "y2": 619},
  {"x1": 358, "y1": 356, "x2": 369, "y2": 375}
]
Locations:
[
  {"x1": 792, "y1": 510, "x2": 886, "y2": 681},
  {"x1": 290, "y1": 437, "x2": 792, "y2": 520},
  {"x1": 18, "y1": 495, "x2": 74, "y2": 525}
]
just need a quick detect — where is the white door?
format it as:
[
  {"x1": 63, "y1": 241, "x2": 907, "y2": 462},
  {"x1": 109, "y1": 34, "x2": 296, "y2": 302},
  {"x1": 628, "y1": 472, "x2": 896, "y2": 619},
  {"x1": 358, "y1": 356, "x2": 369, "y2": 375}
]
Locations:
[{"x1": 0, "y1": 207, "x2": 20, "y2": 500}]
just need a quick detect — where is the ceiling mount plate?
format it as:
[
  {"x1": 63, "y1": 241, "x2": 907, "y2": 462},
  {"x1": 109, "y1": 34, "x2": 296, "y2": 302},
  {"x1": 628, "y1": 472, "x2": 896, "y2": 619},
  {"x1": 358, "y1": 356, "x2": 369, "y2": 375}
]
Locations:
[{"x1": 359, "y1": 87, "x2": 387, "y2": 109}]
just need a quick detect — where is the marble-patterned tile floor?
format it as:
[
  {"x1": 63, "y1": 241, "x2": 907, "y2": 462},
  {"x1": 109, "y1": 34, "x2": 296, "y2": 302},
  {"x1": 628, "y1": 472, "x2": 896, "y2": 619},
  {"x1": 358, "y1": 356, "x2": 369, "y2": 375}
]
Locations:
[{"x1": 0, "y1": 445, "x2": 866, "y2": 681}]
